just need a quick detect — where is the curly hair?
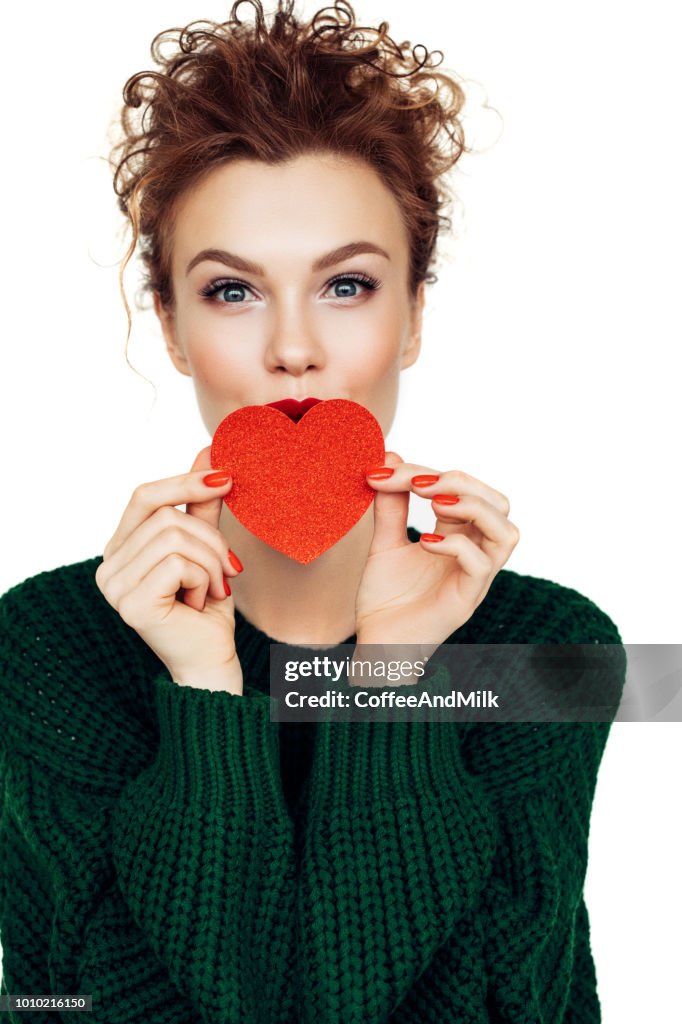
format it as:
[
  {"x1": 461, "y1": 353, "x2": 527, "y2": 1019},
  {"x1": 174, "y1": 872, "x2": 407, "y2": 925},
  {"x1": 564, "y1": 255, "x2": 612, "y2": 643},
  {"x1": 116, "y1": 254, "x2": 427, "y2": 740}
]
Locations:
[{"x1": 110, "y1": 0, "x2": 470, "y2": 328}]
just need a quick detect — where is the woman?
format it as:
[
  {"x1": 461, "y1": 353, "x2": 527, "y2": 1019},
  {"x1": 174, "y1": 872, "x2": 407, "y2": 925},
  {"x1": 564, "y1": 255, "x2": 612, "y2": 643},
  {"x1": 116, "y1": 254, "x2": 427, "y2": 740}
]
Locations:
[{"x1": 0, "y1": 2, "x2": 625, "y2": 1021}]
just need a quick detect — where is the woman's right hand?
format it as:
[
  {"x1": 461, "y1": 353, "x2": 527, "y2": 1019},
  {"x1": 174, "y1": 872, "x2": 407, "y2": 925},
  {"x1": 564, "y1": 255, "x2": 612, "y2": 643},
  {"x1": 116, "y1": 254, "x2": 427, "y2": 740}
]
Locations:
[{"x1": 95, "y1": 446, "x2": 244, "y2": 693}]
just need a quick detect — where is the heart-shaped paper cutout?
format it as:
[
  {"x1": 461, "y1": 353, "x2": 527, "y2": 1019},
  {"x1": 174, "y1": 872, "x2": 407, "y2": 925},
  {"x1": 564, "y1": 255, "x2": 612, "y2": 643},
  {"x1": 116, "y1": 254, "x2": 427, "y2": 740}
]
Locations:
[{"x1": 210, "y1": 399, "x2": 385, "y2": 564}]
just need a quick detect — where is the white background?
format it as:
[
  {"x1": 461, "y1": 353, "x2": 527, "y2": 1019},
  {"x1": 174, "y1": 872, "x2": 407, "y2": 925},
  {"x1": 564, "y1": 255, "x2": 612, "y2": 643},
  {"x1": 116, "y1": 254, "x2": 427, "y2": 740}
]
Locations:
[{"x1": 1, "y1": 2, "x2": 679, "y2": 1019}]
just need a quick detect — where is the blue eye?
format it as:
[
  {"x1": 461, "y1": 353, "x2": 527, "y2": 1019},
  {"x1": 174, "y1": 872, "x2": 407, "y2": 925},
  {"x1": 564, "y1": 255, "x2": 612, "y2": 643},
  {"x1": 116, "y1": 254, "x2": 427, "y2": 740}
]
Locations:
[
  {"x1": 200, "y1": 280, "x2": 255, "y2": 304},
  {"x1": 199, "y1": 271, "x2": 380, "y2": 305},
  {"x1": 325, "y1": 273, "x2": 380, "y2": 298},
  {"x1": 219, "y1": 283, "x2": 249, "y2": 303}
]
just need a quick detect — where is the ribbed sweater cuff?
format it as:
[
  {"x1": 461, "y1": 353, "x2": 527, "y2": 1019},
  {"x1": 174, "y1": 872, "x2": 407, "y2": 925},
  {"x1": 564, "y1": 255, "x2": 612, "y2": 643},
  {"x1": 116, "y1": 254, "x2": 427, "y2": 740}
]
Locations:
[
  {"x1": 111, "y1": 672, "x2": 297, "y2": 1021},
  {"x1": 309, "y1": 715, "x2": 466, "y2": 809},
  {"x1": 151, "y1": 671, "x2": 286, "y2": 820},
  {"x1": 308, "y1": 663, "x2": 467, "y2": 809}
]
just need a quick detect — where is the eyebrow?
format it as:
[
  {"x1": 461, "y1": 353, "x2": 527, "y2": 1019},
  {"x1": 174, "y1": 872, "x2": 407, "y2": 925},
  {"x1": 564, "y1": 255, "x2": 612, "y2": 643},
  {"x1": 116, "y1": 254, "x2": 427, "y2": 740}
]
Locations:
[{"x1": 185, "y1": 241, "x2": 391, "y2": 277}]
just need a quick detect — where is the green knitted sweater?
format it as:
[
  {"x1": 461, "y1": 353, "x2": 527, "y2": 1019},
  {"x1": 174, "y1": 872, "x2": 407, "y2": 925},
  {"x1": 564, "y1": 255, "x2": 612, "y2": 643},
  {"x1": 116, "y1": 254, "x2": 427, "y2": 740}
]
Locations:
[{"x1": 0, "y1": 525, "x2": 625, "y2": 1023}]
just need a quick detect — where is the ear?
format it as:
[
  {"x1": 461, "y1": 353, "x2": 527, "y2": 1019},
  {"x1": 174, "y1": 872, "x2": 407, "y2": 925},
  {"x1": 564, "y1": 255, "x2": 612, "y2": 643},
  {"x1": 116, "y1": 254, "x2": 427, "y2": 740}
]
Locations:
[
  {"x1": 401, "y1": 280, "x2": 425, "y2": 370},
  {"x1": 153, "y1": 291, "x2": 191, "y2": 376}
]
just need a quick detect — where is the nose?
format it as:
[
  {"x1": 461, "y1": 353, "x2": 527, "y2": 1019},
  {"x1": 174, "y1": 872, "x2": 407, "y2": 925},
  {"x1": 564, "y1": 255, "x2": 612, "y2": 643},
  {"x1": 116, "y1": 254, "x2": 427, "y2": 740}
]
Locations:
[{"x1": 264, "y1": 302, "x2": 326, "y2": 376}]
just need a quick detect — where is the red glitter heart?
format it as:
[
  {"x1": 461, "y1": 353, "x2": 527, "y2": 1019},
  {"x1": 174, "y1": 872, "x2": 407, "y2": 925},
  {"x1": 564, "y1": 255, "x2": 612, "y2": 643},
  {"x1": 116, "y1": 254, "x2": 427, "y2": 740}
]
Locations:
[{"x1": 210, "y1": 399, "x2": 386, "y2": 564}]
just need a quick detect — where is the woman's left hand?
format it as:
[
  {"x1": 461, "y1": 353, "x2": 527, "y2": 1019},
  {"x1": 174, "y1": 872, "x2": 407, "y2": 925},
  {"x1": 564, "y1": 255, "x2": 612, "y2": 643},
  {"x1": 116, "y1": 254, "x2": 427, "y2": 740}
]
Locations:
[{"x1": 355, "y1": 451, "x2": 520, "y2": 649}]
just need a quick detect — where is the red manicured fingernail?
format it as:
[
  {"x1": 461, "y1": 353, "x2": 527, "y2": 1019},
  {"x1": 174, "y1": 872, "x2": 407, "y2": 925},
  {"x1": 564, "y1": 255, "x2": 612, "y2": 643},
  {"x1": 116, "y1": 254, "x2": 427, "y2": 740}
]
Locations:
[
  {"x1": 223, "y1": 575, "x2": 231, "y2": 596},
  {"x1": 204, "y1": 471, "x2": 232, "y2": 487},
  {"x1": 366, "y1": 466, "x2": 395, "y2": 479},
  {"x1": 228, "y1": 549, "x2": 243, "y2": 573},
  {"x1": 421, "y1": 533, "x2": 445, "y2": 543},
  {"x1": 412, "y1": 474, "x2": 440, "y2": 487},
  {"x1": 432, "y1": 494, "x2": 460, "y2": 505}
]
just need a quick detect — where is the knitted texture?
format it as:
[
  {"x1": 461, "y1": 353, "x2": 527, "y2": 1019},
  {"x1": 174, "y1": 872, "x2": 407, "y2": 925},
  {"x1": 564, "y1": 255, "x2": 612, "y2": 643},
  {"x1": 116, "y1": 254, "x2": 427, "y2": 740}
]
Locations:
[{"x1": 0, "y1": 525, "x2": 625, "y2": 1023}]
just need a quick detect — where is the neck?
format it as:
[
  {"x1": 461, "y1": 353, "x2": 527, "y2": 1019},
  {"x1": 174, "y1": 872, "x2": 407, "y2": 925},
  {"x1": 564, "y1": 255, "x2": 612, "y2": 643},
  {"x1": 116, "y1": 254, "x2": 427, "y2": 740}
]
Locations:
[{"x1": 218, "y1": 503, "x2": 374, "y2": 646}]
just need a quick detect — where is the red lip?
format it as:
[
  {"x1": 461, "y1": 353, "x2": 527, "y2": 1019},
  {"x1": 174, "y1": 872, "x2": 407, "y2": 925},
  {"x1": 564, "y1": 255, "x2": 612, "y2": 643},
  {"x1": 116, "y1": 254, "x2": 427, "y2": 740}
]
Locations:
[{"x1": 265, "y1": 397, "x2": 323, "y2": 422}]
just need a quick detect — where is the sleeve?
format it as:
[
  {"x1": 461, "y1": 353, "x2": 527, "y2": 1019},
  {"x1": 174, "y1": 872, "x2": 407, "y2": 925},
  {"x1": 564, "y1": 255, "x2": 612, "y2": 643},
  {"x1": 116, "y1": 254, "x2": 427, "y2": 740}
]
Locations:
[
  {"x1": 455, "y1": 606, "x2": 626, "y2": 1020},
  {"x1": 110, "y1": 674, "x2": 299, "y2": 1023},
  {"x1": 0, "y1": 582, "x2": 299, "y2": 1024},
  {"x1": 383, "y1": 779, "x2": 609, "y2": 1024},
  {"x1": 387, "y1": 599, "x2": 627, "y2": 1022},
  {"x1": 294, "y1": 599, "x2": 626, "y2": 1024}
]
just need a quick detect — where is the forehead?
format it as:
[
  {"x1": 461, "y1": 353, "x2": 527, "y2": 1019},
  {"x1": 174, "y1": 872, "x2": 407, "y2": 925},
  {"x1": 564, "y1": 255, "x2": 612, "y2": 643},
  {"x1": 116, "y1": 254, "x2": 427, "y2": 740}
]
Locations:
[{"x1": 170, "y1": 152, "x2": 409, "y2": 266}]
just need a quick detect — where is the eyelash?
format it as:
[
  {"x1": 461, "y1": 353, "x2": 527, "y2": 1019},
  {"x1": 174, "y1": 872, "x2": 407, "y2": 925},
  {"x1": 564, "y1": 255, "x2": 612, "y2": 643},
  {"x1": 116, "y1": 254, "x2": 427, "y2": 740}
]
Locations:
[{"x1": 198, "y1": 271, "x2": 381, "y2": 304}]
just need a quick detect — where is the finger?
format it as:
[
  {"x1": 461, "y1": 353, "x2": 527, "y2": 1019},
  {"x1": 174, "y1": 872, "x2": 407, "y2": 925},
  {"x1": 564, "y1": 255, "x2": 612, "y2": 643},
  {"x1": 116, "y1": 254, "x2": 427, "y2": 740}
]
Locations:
[
  {"x1": 367, "y1": 451, "x2": 411, "y2": 555},
  {"x1": 431, "y1": 494, "x2": 519, "y2": 554},
  {"x1": 423, "y1": 470, "x2": 511, "y2": 516},
  {"x1": 367, "y1": 463, "x2": 510, "y2": 516},
  {"x1": 103, "y1": 531, "x2": 229, "y2": 610},
  {"x1": 186, "y1": 446, "x2": 232, "y2": 532},
  {"x1": 421, "y1": 532, "x2": 493, "y2": 603},
  {"x1": 365, "y1": 458, "x2": 441, "y2": 491},
  {"x1": 117, "y1": 555, "x2": 211, "y2": 628},
  {"x1": 103, "y1": 461, "x2": 233, "y2": 561},
  {"x1": 99, "y1": 507, "x2": 235, "y2": 585}
]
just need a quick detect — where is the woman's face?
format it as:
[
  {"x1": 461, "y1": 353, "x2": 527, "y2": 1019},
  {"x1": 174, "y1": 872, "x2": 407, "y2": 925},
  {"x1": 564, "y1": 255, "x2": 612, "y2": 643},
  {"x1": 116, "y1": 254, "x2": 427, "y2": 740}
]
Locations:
[{"x1": 155, "y1": 152, "x2": 425, "y2": 437}]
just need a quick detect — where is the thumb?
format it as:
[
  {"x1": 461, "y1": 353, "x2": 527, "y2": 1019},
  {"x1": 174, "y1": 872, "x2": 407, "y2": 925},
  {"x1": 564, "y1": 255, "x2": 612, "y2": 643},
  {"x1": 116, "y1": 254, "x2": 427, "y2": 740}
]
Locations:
[
  {"x1": 368, "y1": 450, "x2": 410, "y2": 556},
  {"x1": 185, "y1": 445, "x2": 229, "y2": 531}
]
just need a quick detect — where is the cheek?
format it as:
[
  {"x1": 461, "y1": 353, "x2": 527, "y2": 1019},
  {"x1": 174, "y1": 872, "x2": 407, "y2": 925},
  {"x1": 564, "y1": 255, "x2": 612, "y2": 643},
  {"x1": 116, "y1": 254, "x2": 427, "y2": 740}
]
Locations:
[
  {"x1": 177, "y1": 309, "x2": 251, "y2": 387},
  {"x1": 362, "y1": 348, "x2": 400, "y2": 384},
  {"x1": 345, "y1": 321, "x2": 405, "y2": 383},
  {"x1": 184, "y1": 334, "x2": 233, "y2": 385}
]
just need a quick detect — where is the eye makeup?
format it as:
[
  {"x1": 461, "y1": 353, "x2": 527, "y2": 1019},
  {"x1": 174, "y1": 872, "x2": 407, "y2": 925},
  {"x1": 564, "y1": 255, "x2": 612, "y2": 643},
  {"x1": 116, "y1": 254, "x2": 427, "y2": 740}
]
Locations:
[{"x1": 198, "y1": 270, "x2": 381, "y2": 303}]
